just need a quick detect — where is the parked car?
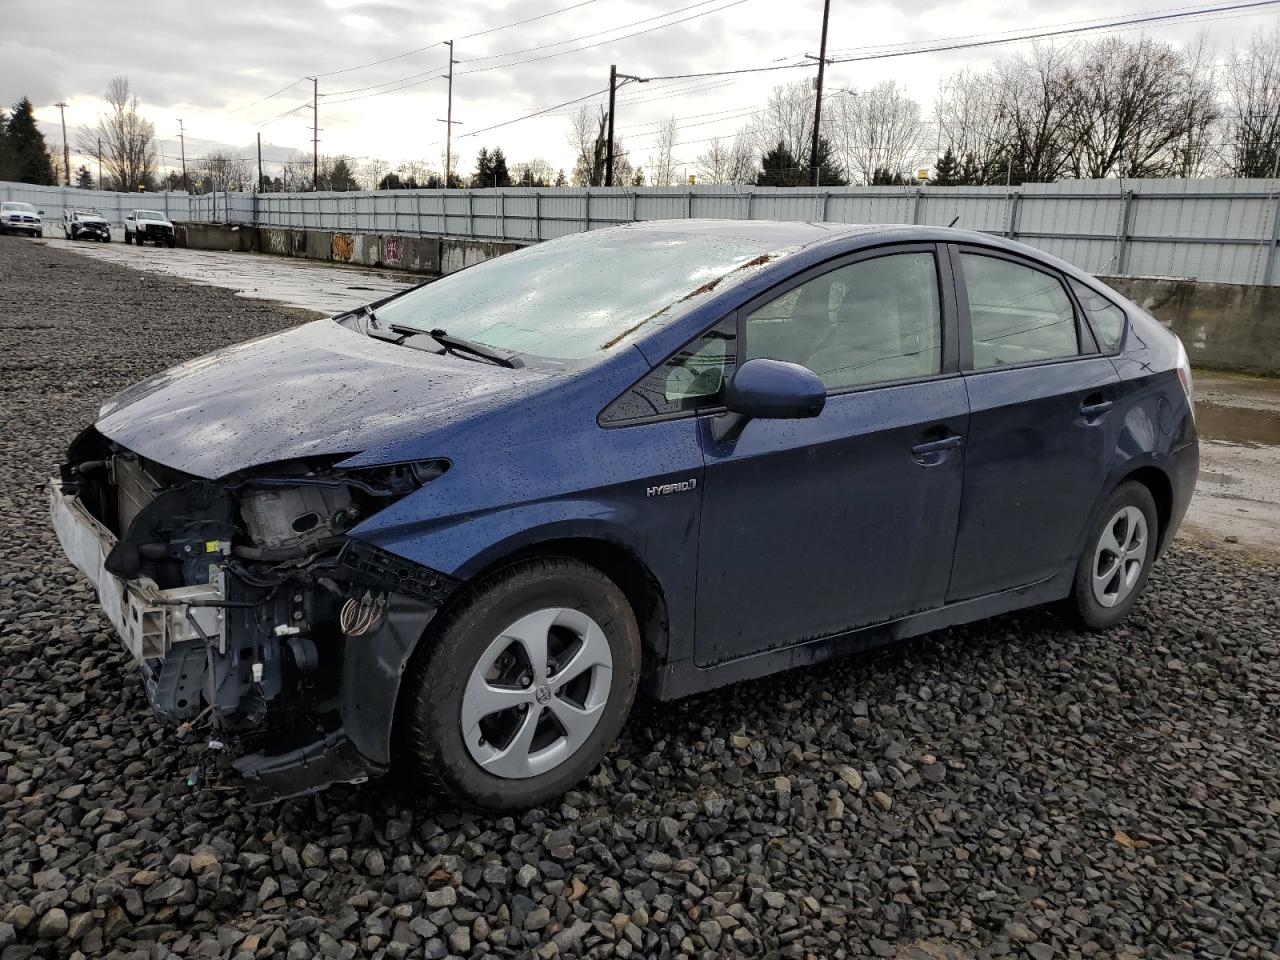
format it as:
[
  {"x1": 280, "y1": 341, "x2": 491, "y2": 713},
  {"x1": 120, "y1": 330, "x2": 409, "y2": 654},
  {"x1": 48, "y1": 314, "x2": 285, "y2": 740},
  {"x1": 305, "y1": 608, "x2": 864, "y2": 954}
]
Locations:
[
  {"x1": 124, "y1": 209, "x2": 175, "y2": 247},
  {"x1": 1, "y1": 201, "x2": 42, "y2": 237},
  {"x1": 49, "y1": 221, "x2": 1198, "y2": 810},
  {"x1": 63, "y1": 208, "x2": 111, "y2": 242}
]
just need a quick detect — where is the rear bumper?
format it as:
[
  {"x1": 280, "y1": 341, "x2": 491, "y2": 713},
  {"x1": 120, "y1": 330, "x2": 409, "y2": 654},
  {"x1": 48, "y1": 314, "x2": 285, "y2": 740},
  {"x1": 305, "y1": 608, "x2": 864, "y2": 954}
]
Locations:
[{"x1": 1161, "y1": 439, "x2": 1199, "y2": 554}]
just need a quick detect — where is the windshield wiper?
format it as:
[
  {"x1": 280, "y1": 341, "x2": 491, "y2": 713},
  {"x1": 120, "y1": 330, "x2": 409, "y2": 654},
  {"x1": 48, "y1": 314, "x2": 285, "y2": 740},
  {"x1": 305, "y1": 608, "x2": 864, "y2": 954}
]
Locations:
[{"x1": 391, "y1": 325, "x2": 524, "y2": 369}]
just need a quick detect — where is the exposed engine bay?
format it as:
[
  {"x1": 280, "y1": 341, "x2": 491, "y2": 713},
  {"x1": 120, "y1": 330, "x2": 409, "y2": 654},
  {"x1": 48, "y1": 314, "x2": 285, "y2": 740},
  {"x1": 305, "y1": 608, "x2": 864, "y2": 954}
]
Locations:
[{"x1": 50, "y1": 428, "x2": 455, "y2": 799}]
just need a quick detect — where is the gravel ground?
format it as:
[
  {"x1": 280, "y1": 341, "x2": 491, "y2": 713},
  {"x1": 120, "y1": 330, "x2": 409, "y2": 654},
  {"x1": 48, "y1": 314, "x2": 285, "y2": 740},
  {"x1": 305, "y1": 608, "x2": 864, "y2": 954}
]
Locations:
[{"x1": 2, "y1": 234, "x2": 1280, "y2": 960}]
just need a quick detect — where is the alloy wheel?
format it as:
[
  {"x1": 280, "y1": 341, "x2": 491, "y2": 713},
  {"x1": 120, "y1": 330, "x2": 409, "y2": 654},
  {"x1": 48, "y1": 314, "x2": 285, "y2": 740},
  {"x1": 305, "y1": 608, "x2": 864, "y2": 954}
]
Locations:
[
  {"x1": 1092, "y1": 505, "x2": 1148, "y2": 608},
  {"x1": 461, "y1": 607, "x2": 613, "y2": 779}
]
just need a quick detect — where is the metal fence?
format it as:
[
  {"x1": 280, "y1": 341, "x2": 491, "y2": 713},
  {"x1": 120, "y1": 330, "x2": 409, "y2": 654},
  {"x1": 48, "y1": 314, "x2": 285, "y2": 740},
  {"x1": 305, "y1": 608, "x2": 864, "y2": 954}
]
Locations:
[
  {"x1": 8, "y1": 178, "x2": 1279, "y2": 285},
  {"x1": 0, "y1": 182, "x2": 194, "y2": 229}
]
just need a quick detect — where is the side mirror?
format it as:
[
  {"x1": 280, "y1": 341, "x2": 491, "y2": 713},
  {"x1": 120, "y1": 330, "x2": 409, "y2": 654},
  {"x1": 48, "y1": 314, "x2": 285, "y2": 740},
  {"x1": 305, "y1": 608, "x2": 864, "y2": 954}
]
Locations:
[{"x1": 714, "y1": 358, "x2": 826, "y2": 442}]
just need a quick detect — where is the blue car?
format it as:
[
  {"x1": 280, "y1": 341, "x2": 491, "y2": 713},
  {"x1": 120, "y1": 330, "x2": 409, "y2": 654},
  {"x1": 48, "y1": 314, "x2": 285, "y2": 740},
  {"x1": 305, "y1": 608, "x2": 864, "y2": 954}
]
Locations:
[{"x1": 50, "y1": 220, "x2": 1198, "y2": 809}]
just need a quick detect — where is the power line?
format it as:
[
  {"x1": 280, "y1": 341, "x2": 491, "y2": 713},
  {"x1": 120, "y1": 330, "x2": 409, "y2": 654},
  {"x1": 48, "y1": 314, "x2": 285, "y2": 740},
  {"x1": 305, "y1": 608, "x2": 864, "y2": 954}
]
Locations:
[
  {"x1": 323, "y1": 0, "x2": 750, "y2": 106},
  {"x1": 636, "y1": 0, "x2": 1280, "y2": 81},
  {"x1": 456, "y1": 0, "x2": 737, "y2": 63},
  {"x1": 227, "y1": 78, "x2": 307, "y2": 114},
  {"x1": 455, "y1": 0, "x2": 750, "y2": 76},
  {"x1": 459, "y1": 87, "x2": 611, "y2": 139}
]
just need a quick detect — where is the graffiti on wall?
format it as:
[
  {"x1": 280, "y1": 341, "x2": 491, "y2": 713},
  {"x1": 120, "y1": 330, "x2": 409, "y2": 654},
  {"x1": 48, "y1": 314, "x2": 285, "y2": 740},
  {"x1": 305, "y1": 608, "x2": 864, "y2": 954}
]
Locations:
[
  {"x1": 267, "y1": 230, "x2": 288, "y2": 254},
  {"x1": 383, "y1": 235, "x2": 402, "y2": 264},
  {"x1": 331, "y1": 233, "x2": 355, "y2": 261}
]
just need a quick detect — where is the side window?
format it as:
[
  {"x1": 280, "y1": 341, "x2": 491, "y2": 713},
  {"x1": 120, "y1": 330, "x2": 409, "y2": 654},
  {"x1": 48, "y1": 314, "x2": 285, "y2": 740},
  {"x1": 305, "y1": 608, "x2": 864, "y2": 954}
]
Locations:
[
  {"x1": 743, "y1": 251, "x2": 942, "y2": 390},
  {"x1": 1069, "y1": 278, "x2": 1126, "y2": 354},
  {"x1": 600, "y1": 318, "x2": 736, "y2": 424},
  {"x1": 961, "y1": 253, "x2": 1080, "y2": 369}
]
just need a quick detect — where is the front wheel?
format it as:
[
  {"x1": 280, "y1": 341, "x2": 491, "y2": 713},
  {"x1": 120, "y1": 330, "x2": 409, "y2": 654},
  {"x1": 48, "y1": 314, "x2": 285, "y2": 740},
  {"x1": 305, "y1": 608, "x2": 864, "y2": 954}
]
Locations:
[
  {"x1": 399, "y1": 558, "x2": 641, "y2": 810},
  {"x1": 124, "y1": 231, "x2": 132, "y2": 245},
  {"x1": 1068, "y1": 481, "x2": 1159, "y2": 630}
]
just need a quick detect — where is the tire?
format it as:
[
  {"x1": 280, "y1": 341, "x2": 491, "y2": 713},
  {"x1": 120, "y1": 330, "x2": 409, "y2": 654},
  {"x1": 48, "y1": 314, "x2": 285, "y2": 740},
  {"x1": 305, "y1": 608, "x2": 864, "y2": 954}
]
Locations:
[
  {"x1": 1067, "y1": 480, "x2": 1159, "y2": 630},
  {"x1": 124, "y1": 230, "x2": 132, "y2": 245},
  {"x1": 400, "y1": 557, "x2": 641, "y2": 810},
  {"x1": 166, "y1": 238, "x2": 176, "y2": 248}
]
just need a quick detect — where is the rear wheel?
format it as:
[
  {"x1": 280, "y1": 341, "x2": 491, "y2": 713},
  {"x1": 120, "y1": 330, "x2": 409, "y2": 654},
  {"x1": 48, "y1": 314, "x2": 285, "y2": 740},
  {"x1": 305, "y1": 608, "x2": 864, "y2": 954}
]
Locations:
[
  {"x1": 400, "y1": 558, "x2": 641, "y2": 810},
  {"x1": 1068, "y1": 481, "x2": 1158, "y2": 630},
  {"x1": 124, "y1": 230, "x2": 132, "y2": 245}
]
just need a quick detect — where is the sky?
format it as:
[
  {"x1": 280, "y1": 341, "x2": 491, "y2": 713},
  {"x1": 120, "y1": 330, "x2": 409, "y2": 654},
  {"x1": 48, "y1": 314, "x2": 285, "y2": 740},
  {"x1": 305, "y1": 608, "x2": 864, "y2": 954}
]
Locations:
[{"x1": 2, "y1": 0, "x2": 1275, "y2": 184}]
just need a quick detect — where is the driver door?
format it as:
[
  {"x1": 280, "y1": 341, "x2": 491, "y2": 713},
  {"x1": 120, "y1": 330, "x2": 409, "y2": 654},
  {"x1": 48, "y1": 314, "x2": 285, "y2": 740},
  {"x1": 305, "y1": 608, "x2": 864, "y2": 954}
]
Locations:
[{"x1": 694, "y1": 245, "x2": 969, "y2": 665}]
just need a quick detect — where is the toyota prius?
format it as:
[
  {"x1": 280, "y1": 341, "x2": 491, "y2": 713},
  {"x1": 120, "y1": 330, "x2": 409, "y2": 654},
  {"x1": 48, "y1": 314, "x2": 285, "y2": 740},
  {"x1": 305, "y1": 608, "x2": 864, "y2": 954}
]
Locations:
[{"x1": 50, "y1": 220, "x2": 1198, "y2": 809}]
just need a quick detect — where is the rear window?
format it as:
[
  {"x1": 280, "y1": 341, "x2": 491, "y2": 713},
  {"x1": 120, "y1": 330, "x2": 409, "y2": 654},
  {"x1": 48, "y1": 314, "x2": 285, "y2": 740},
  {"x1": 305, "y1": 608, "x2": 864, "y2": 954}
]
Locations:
[
  {"x1": 1070, "y1": 279, "x2": 1127, "y2": 353},
  {"x1": 961, "y1": 253, "x2": 1080, "y2": 369}
]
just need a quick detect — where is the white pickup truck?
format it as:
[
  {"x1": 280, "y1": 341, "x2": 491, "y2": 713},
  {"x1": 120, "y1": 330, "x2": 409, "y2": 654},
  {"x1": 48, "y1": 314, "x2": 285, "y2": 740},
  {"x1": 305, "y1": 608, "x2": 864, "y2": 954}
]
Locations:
[
  {"x1": 124, "y1": 209, "x2": 175, "y2": 247},
  {"x1": 0, "y1": 201, "x2": 43, "y2": 237}
]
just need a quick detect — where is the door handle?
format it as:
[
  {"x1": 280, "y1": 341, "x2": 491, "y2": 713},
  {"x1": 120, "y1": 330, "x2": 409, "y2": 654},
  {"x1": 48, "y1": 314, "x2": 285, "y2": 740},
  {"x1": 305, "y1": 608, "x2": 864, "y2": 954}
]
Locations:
[
  {"x1": 911, "y1": 435, "x2": 963, "y2": 455},
  {"x1": 1079, "y1": 399, "x2": 1113, "y2": 419}
]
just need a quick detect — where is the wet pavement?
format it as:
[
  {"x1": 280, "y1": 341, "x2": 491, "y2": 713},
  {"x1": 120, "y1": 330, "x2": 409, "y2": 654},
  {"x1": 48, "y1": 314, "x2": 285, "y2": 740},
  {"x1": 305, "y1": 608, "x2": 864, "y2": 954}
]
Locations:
[
  {"x1": 1183, "y1": 371, "x2": 1280, "y2": 555},
  {"x1": 39, "y1": 236, "x2": 419, "y2": 315},
  {"x1": 38, "y1": 235, "x2": 1280, "y2": 553}
]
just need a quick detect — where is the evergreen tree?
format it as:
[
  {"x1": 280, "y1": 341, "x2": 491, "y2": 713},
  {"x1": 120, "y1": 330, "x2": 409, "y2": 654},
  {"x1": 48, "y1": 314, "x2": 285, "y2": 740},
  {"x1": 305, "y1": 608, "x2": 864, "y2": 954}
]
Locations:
[
  {"x1": 554, "y1": 169, "x2": 567, "y2": 187},
  {"x1": 473, "y1": 147, "x2": 493, "y2": 187},
  {"x1": 490, "y1": 147, "x2": 511, "y2": 187},
  {"x1": 757, "y1": 141, "x2": 804, "y2": 187},
  {"x1": 870, "y1": 166, "x2": 911, "y2": 186},
  {"x1": 813, "y1": 137, "x2": 848, "y2": 186},
  {"x1": 75, "y1": 164, "x2": 94, "y2": 189},
  {"x1": 630, "y1": 167, "x2": 645, "y2": 186},
  {"x1": 0, "y1": 108, "x2": 14, "y2": 182},
  {"x1": 7, "y1": 97, "x2": 55, "y2": 185},
  {"x1": 932, "y1": 148, "x2": 960, "y2": 186},
  {"x1": 959, "y1": 153, "x2": 982, "y2": 186},
  {"x1": 378, "y1": 172, "x2": 405, "y2": 190}
]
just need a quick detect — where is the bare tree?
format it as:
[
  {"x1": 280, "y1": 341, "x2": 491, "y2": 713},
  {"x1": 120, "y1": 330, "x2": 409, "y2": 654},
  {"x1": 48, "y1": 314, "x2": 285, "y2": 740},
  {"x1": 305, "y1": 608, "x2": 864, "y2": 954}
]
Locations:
[
  {"x1": 748, "y1": 80, "x2": 814, "y2": 165},
  {"x1": 569, "y1": 104, "x2": 608, "y2": 186},
  {"x1": 195, "y1": 150, "x2": 251, "y2": 193},
  {"x1": 1224, "y1": 24, "x2": 1280, "y2": 177},
  {"x1": 933, "y1": 69, "x2": 1010, "y2": 183},
  {"x1": 1063, "y1": 35, "x2": 1220, "y2": 178},
  {"x1": 989, "y1": 45, "x2": 1075, "y2": 184},
  {"x1": 363, "y1": 157, "x2": 391, "y2": 190},
  {"x1": 838, "y1": 81, "x2": 922, "y2": 184},
  {"x1": 513, "y1": 157, "x2": 555, "y2": 186},
  {"x1": 648, "y1": 116, "x2": 679, "y2": 186},
  {"x1": 695, "y1": 134, "x2": 756, "y2": 184},
  {"x1": 78, "y1": 77, "x2": 156, "y2": 191}
]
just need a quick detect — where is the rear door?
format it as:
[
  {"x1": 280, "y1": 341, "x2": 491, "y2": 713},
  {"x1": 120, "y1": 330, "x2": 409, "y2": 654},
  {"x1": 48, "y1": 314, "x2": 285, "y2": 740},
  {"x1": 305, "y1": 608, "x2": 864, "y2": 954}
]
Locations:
[
  {"x1": 694, "y1": 244, "x2": 969, "y2": 665},
  {"x1": 946, "y1": 246, "x2": 1121, "y2": 601}
]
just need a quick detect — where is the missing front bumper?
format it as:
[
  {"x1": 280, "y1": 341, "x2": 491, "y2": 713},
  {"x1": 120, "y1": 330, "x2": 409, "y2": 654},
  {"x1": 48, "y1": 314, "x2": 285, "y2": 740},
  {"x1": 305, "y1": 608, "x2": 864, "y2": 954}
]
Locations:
[{"x1": 48, "y1": 478, "x2": 224, "y2": 663}]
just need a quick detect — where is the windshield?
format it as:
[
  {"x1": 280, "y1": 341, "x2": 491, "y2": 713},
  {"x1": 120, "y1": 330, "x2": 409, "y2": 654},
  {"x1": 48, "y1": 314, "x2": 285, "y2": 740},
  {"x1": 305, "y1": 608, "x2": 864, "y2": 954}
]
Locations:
[
  {"x1": 136, "y1": 210, "x2": 166, "y2": 220},
  {"x1": 372, "y1": 229, "x2": 784, "y2": 360},
  {"x1": 2, "y1": 202, "x2": 34, "y2": 212}
]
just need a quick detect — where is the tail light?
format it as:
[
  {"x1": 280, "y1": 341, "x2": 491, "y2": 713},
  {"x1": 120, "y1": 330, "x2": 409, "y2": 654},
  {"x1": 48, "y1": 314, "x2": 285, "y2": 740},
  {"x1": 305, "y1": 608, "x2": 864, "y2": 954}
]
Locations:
[{"x1": 1175, "y1": 338, "x2": 1195, "y2": 421}]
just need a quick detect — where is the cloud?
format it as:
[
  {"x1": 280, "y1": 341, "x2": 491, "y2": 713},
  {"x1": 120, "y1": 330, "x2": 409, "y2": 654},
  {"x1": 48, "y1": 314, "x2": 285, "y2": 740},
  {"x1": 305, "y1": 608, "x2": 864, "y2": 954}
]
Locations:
[{"x1": 3, "y1": 0, "x2": 1267, "y2": 178}]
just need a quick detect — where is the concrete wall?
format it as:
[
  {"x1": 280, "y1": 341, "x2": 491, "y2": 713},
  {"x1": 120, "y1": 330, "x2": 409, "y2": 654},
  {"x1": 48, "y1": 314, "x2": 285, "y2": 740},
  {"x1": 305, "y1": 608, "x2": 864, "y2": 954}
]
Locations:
[
  {"x1": 1104, "y1": 276, "x2": 1280, "y2": 376},
  {"x1": 176, "y1": 222, "x2": 523, "y2": 276}
]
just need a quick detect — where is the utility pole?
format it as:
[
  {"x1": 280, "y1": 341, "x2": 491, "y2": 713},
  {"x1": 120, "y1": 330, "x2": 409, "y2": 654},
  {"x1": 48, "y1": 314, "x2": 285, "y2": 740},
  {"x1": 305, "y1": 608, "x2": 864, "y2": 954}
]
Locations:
[
  {"x1": 606, "y1": 65, "x2": 617, "y2": 187},
  {"x1": 257, "y1": 132, "x2": 264, "y2": 192},
  {"x1": 54, "y1": 101, "x2": 70, "y2": 186},
  {"x1": 96, "y1": 137, "x2": 102, "y2": 190},
  {"x1": 445, "y1": 41, "x2": 455, "y2": 187},
  {"x1": 178, "y1": 119, "x2": 189, "y2": 193},
  {"x1": 808, "y1": 0, "x2": 832, "y2": 187},
  {"x1": 605, "y1": 66, "x2": 647, "y2": 188},
  {"x1": 311, "y1": 78, "x2": 320, "y2": 190}
]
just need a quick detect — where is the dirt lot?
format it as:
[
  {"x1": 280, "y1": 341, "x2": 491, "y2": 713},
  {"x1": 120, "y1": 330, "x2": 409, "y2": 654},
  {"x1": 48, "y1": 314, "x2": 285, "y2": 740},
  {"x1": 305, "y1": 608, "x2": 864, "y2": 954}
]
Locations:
[{"x1": 2, "y1": 235, "x2": 1279, "y2": 960}]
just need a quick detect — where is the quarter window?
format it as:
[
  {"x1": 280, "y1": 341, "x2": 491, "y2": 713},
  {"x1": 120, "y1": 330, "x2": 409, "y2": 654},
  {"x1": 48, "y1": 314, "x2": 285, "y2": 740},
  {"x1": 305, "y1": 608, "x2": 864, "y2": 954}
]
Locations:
[
  {"x1": 743, "y1": 252, "x2": 943, "y2": 390},
  {"x1": 961, "y1": 254, "x2": 1080, "y2": 369},
  {"x1": 1069, "y1": 279, "x2": 1126, "y2": 353},
  {"x1": 600, "y1": 318, "x2": 736, "y2": 423}
]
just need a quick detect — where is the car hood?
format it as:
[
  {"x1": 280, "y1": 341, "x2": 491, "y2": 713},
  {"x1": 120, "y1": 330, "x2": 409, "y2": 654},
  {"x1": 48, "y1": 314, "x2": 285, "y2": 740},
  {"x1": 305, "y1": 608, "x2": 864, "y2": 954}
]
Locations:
[
  {"x1": 95, "y1": 319, "x2": 546, "y2": 479},
  {"x1": 76, "y1": 216, "x2": 109, "y2": 225},
  {"x1": 137, "y1": 218, "x2": 173, "y2": 227}
]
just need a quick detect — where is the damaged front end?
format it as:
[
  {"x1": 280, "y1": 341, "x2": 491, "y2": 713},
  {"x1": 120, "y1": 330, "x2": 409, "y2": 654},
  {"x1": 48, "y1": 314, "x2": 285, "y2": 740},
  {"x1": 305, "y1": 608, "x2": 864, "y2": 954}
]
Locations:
[{"x1": 49, "y1": 429, "x2": 456, "y2": 801}]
